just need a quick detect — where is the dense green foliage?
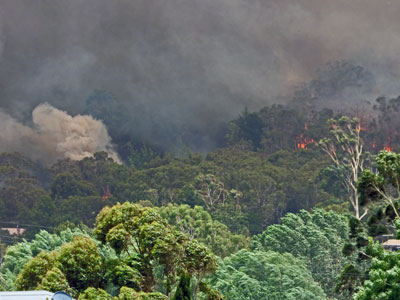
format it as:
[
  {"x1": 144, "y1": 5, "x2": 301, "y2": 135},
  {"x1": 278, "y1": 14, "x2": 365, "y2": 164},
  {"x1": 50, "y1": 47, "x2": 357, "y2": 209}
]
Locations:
[
  {"x1": 94, "y1": 202, "x2": 217, "y2": 296},
  {"x1": 0, "y1": 145, "x2": 334, "y2": 237},
  {"x1": 157, "y1": 204, "x2": 250, "y2": 257},
  {"x1": 0, "y1": 228, "x2": 88, "y2": 290},
  {"x1": 209, "y1": 249, "x2": 326, "y2": 300},
  {"x1": 172, "y1": 273, "x2": 192, "y2": 300},
  {"x1": 78, "y1": 287, "x2": 113, "y2": 300},
  {"x1": 14, "y1": 236, "x2": 107, "y2": 297},
  {"x1": 78, "y1": 286, "x2": 169, "y2": 300},
  {"x1": 253, "y1": 209, "x2": 349, "y2": 297},
  {"x1": 353, "y1": 239, "x2": 400, "y2": 300},
  {"x1": 4, "y1": 98, "x2": 400, "y2": 299},
  {"x1": 359, "y1": 151, "x2": 400, "y2": 217},
  {"x1": 6, "y1": 203, "x2": 217, "y2": 299}
]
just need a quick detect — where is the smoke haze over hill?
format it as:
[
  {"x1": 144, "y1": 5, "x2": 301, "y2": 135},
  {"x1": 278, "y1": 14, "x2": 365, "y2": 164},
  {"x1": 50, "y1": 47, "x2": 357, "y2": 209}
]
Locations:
[{"x1": 1, "y1": 0, "x2": 400, "y2": 155}]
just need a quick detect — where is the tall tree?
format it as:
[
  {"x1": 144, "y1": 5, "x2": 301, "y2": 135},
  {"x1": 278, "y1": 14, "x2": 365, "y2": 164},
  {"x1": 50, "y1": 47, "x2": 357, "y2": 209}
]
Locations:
[{"x1": 319, "y1": 116, "x2": 370, "y2": 219}]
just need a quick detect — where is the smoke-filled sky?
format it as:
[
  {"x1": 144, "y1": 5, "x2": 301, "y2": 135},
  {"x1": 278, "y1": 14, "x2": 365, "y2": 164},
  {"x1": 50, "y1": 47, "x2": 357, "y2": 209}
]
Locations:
[{"x1": 1, "y1": 0, "x2": 400, "y2": 158}]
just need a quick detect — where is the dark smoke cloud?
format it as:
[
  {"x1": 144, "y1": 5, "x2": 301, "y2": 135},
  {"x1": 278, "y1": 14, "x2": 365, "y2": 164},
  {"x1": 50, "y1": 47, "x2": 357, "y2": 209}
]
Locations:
[{"x1": 1, "y1": 0, "x2": 400, "y2": 154}]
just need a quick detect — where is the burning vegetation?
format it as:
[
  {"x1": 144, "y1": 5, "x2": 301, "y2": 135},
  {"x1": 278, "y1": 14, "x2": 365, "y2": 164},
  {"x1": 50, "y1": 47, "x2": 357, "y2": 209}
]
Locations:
[{"x1": 228, "y1": 96, "x2": 400, "y2": 156}]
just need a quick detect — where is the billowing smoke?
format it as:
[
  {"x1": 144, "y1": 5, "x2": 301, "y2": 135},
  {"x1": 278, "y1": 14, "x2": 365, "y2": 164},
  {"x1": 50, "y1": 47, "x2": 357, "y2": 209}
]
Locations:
[
  {"x1": 1, "y1": 1, "x2": 400, "y2": 154},
  {"x1": 0, "y1": 103, "x2": 120, "y2": 164}
]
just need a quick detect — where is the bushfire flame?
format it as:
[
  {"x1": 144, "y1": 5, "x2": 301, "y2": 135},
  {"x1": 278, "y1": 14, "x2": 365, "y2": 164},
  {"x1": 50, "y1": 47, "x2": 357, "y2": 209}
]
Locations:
[
  {"x1": 383, "y1": 144, "x2": 392, "y2": 152},
  {"x1": 296, "y1": 120, "x2": 394, "y2": 152},
  {"x1": 296, "y1": 133, "x2": 315, "y2": 149}
]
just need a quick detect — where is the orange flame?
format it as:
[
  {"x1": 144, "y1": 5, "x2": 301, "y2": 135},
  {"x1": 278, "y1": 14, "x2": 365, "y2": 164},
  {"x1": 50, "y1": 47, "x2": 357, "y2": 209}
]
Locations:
[
  {"x1": 102, "y1": 186, "x2": 111, "y2": 201},
  {"x1": 355, "y1": 124, "x2": 367, "y2": 133},
  {"x1": 383, "y1": 144, "x2": 392, "y2": 152},
  {"x1": 296, "y1": 133, "x2": 315, "y2": 149},
  {"x1": 298, "y1": 143, "x2": 306, "y2": 149}
]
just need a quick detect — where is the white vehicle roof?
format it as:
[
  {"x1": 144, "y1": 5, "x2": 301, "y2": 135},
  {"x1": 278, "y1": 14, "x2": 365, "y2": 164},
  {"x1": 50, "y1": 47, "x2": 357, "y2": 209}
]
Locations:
[{"x1": 0, "y1": 290, "x2": 73, "y2": 300}]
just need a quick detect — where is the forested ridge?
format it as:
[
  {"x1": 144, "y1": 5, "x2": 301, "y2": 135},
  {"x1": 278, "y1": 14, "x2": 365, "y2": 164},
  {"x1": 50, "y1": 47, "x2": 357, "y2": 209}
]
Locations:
[
  {"x1": 2, "y1": 92, "x2": 400, "y2": 299},
  {"x1": 3, "y1": 0, "x2": 400, "y2": 298}
]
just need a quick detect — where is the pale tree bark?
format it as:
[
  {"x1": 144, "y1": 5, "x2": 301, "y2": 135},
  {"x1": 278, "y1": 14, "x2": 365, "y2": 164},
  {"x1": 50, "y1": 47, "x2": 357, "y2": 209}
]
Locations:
[{"x1": 320, "y1": 117, "x2": 368, "y2": 220}]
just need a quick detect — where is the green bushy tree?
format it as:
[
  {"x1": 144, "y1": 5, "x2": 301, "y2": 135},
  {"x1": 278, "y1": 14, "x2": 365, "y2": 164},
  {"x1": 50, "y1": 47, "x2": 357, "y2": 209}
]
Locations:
[
  {"x1": 209, "y1": 249, "x2": 326, "y2": 300},
  {"x1": 354, "y1": 239, "x2": 400, "y2": 300},
  {"x1": 358, "y1": 150, "x2": 400, "y2": 219},
  {"x1": 0, "y1": 228, "x2": 88, "y2": 290},
  {"x1": 157, "y1": 204, "x2": 250, "y2": 257},
  {"x1": 252, "y1": 209, "x2": 349, "y2": 297},
  {"x1": 94, "y1": 202, "x2": 217, "y2": 297}
]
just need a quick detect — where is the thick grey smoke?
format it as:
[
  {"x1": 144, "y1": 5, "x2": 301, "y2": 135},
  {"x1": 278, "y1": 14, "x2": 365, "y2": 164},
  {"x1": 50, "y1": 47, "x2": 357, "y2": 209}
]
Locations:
[
  {"x1": 1, "y1": 0, "x2": 400, "y2": 153},
  {"x1": 0, "y1": 8, "x2": 3, "y2": 58},
  {"x1": 0, "y1": 103, "x2": 120, "y2": 164}
]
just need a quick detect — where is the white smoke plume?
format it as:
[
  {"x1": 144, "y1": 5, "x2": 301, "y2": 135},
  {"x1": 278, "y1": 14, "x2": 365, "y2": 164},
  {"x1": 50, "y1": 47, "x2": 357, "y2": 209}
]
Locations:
[{"x1": 0, "y1": 103, "x2": 120, "y2": 164}]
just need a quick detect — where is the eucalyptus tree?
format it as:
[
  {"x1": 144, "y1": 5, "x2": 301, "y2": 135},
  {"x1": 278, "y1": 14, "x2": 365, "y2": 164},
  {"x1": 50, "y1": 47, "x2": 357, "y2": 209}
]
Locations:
[{"x1": 319, "y1": 116, "x2": 371, "y2": 219}]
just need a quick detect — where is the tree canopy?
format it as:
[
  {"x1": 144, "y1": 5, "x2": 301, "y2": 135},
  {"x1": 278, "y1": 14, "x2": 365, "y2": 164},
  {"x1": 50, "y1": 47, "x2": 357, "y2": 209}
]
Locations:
[
  {"x1": 252, "y1": 209, "x2": 349, "y2": 297},
  {"x1": 209, "y1": 249, "x2": 326, "y2": 300}
]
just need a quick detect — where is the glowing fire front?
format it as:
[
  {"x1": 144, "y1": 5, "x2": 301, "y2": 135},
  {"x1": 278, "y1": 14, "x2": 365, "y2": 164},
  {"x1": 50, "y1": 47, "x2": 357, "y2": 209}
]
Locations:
[
  {"x1": 296, "y1": 133, "x2": 315, "y2": 149},
  {"x1": 295, "y1": 122, "x2": 393, "y2": 152},
  {"x1": 383, "y1": 144, "x2": 392, "y2": 152},
  {"x1": 295, "y1": 122, "x2": 315, "y2": 149}
]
